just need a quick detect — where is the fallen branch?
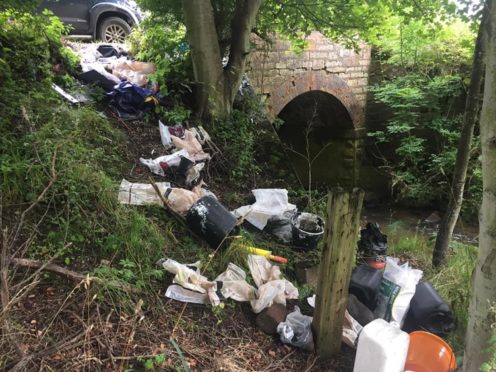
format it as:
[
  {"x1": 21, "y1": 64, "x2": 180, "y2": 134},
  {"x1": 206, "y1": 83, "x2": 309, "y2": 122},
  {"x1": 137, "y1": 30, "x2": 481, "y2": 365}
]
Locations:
[{"x1": 10, "y1": 258, "x2": 141, "y2": 294}]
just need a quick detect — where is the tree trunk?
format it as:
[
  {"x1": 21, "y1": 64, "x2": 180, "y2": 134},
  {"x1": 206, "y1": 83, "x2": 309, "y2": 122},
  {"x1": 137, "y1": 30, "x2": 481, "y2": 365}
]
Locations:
[
  {"x1": 463, "y1": 1, "x2": 496, "y2": 370},
  {"x1": 432, "y1": 8, "x2": 487, "y2": 267},
  {"x1": 182, "y1": 0, "x2": 224, "y2": 118},
  {"x1": 182, "y1": 0, "x2": 262, "y2": 119}
]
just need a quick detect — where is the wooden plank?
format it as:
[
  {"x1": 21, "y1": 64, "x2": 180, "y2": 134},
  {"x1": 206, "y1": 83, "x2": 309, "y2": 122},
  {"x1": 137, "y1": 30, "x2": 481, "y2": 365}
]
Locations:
[{"x1": 312, "y1": 188, "x2": 364, "y2": 359}]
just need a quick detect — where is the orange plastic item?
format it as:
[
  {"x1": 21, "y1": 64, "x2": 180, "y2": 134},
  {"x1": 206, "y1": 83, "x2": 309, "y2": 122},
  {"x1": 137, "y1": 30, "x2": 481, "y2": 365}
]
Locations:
[{"x1": 404, "y1": 331, "x2": 457, "y2": 372}]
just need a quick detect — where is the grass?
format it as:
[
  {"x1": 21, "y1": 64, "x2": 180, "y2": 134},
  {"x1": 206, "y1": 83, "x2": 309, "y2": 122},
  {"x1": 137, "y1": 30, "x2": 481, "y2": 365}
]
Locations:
[{"x1": 384, "y1": 222, "x2": 477, "y2": 356}]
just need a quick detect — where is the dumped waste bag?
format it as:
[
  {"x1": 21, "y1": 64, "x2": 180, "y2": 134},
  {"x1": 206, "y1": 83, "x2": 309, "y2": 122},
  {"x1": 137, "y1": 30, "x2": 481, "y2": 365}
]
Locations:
[
  {"x1": 402, "y1": 282, "x2": 455, "y2": 337},
  {"x1": 349, "y1": 265, "x2": 383, "y2": 311},
  {"x1": 186, "y1": 195, "x2": 239, "y2": 248},
  {"x1": 374, "y1": 257, "x2": 423, "y2": 326},
  {"x1": 353, "y1": 319, "x2": 410, "y2": 372},
  {"x1": 118, "y1": 179, "x2": 170, "y2": 206},
  {"x1": 290, "y1": 212, "x2": 325, "y2": 250},
  {"x1": 347, "y1": 294, "x2": 376, "y2": 326},
  {"x1": 108, "y1": 81, "x2": 150, "y2": 120},
  {"x1": 277, "y1": 306, "x2": 314, "y2": 351},
  {"x1": 357, "y1": 222, "x2": 388, "y2": 268}
]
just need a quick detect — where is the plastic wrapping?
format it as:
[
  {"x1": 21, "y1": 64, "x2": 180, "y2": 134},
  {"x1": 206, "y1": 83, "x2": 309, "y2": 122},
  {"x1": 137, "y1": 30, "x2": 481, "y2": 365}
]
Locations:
[
  {"x1": 139, "y1": 149, "x2": 190, "y2": 176},
  {"x1": 117, "y1": 179, "x2": 170, "y2": 206},
  {"x1": 375, "y1": 257, "x2": 423, "y2": 326},
  {"x1": 277, "y1": 306, "x2": 314, "y2": 351}
]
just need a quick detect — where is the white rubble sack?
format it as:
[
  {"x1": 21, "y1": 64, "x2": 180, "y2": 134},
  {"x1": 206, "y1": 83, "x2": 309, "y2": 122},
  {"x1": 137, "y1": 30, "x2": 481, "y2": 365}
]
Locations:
[
  {"x1": 118, "y1": 179, "x2": 170, "y2": 206},
  {"x1": 233, "y1": 189, "x2": 296, "y2": 230}
]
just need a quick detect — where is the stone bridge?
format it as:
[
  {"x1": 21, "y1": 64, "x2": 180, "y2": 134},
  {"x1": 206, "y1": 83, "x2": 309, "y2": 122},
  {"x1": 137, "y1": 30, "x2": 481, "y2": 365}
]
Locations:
[{"x1": 246, "y1": 32, "x2": 371, "y2": 187}]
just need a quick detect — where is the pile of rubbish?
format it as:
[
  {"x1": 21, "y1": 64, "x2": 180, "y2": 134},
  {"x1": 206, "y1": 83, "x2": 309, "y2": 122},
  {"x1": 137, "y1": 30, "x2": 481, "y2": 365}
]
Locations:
[{"x1": 51, "y1": 42, "x2": 160, "y2": 120}]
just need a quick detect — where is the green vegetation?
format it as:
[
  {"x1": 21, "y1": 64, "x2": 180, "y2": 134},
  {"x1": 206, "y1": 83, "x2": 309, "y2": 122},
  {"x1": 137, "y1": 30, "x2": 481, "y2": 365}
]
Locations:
[{"x1": 368, "y1": 17, "x2": 481, "y2": 219}]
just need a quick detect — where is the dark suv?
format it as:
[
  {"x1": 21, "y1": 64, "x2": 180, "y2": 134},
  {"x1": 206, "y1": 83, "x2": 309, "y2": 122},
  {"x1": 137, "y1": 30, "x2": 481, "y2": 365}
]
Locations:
[{"x1": 39, "y1": 0, "x2": 142, "y2": 43}]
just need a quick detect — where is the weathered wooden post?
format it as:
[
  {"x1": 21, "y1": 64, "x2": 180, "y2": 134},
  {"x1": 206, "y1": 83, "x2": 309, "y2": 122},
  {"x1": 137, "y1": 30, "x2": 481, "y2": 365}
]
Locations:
[{"x1": 312, "y1": 188, "x2": 364, "y2": 359}]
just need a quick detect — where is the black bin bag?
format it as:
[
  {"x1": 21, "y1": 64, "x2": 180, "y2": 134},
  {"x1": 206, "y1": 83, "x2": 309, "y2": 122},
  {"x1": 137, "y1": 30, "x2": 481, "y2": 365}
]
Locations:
[{"x1": 402, "y1": 282, "x2": 455, "y2": 337}]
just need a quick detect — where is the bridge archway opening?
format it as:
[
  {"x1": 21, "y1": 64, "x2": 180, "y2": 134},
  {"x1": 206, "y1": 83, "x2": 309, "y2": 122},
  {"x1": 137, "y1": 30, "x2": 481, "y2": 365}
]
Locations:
[{"x1": 276, "y1": 90, "x2": 356, "y2": 187}]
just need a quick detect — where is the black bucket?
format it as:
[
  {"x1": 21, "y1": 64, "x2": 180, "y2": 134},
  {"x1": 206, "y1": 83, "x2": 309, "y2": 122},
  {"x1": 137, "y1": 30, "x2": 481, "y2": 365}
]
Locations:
[
  {"x1": 290, "y1": 212, "x2": 325, "y2": 250},
  {"x1": 186, "y1": 196, "x2": 239, "y2": 249}
]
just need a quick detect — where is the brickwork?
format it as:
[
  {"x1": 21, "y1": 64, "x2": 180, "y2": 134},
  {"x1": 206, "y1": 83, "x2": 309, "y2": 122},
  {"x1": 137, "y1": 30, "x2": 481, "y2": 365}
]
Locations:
[{"x1": 246, "y1": 31, "x2": 371, "y2": 128}]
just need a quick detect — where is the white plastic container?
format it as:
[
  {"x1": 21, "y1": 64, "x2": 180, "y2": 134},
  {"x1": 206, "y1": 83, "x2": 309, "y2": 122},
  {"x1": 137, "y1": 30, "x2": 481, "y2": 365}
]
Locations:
[{"x1": 353, "y1": 319, "x2": 410, "y2": 372}]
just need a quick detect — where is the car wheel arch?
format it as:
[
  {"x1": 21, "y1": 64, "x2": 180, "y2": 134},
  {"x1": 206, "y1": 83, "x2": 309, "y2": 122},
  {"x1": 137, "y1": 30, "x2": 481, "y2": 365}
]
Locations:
[{"x1": 90, "y1": 4, "x2": 137, "y2": 39}]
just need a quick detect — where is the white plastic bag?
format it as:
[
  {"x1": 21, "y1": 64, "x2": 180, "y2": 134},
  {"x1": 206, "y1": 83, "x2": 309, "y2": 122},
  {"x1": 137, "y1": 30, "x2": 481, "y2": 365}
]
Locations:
[
  {"x1": 233, "y1": 189, "x2": 296, "y2": 230},
  {"x1": 277, "y1": 306, "x2": 314, "y2": 351},
  {"x1": 375, "y1": 257, "x2": 423, "y2": 326},
  {"x1": 117, "y1": 179, "x2": 170, "y2": 206},
  {"x1": 159, "y1": 120, "x2": 172, "y2": 148},
  {"x1": 139, "y1": 149, "x2": 190, "y2": 176}
]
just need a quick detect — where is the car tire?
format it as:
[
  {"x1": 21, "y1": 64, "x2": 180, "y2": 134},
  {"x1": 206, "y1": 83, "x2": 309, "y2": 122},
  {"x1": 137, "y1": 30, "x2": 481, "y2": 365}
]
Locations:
[{"x1": 98, "y1": 17, "x2": 131, "y2": 43}]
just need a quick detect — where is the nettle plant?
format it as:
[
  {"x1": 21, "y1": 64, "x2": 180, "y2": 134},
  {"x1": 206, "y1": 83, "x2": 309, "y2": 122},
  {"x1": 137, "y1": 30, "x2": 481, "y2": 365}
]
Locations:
[{"x1": 369, "y1": 74, "x2": 470, "y2": 205}]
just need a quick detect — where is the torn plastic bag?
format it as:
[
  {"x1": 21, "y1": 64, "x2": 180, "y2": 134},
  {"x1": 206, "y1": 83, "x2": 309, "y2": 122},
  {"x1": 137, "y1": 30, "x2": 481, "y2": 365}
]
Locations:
[
  {"x1": 374, "y1": 257, "x2": 423, "y2": 326},
  {"x1": 118, "y1": 179, "x2": 170, "y2": 206},
  {"x1": 185, "y1": 163, "x2": 205, "y2": 186},
  {"x1": 139, "y1": 149, "x2": 191, "y2": 176},
  {"x1": 342, "y1": 310, "x2": 364, "y2": 348},
  {"x1": 159, "y1": 120, "x2": 172, "y2": 148},
  {"x1": 165, "y1": 284, "x2": 210, "y2": 305},
  {"x1": 215, "y1": 263, "x2": 257, "y2": 302},
  {"x1": 159, "y1": 258, "x2": 220, "y2": 306},
  {"x1": 248, "y1": 255, "x2": 298, "y2": 313},
  {"x1": 97, "y1": 44, "x2": 121, "y2": 58},
  {"x1": 171, "y1": 130, "x2": 211, "y2": 162},
  {"x1": 358, "y1": 222, "x2": 388, "y2": 258},
  {"x1": 277, "y1": 306, "x2": 314, "y2": 351},
  {"x1": 233, "y1": 189, "x2": 296, "y2": 230},
  {"x1": 248, "y1": 254, "x2": 282, "y2": 287},
  {"x1": 264, "y1": 210, "x2": 294, "y2": 243}
]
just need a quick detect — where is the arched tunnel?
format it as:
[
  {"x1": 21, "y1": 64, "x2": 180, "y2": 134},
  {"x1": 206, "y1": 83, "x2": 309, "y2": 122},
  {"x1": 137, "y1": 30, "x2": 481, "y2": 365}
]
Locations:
[{"x1": 276, "y1": 90, "x2": 361, "y2": 187}]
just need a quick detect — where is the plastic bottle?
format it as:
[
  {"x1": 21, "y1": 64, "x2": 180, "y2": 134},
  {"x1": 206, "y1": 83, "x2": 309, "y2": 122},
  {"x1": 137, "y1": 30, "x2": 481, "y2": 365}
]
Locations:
[{"x1": 353, "y1": 319, "x2": 410, "y2": 372}]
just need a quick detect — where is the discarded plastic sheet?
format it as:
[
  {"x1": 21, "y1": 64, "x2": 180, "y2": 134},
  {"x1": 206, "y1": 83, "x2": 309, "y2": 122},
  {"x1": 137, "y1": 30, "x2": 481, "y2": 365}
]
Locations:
[
  {"x1": 248, "y1": 255, "x2": 298, "y2": 313},
  {"x1": 51, "y1": 83, "x2": 82, "y2": 104},
  {"x1": 277, "y1": 306, "x2": 314, "y2": 351},
  {"x1": 374, "y1": 257, "x2": 423, "y2": 326},
  {"x1": 233, "y1": 189, "x2": 296, "y2": 230},
  {"x1": 139, "y1": 149, "x2": 190, "y2": 176},
  {"x1": 159, "y1": 255, "x2": 297, "y2": 313},
  {"x1": 171, "y1": 130, "x2": 211, "y2": 162},
  {"x1": 165, "y1": 284, "x2": 210, "y2": 305},
  {"x1": 118, "y1": 179, "x2": 170, "y2": 206},
  {"x1": 159, "y1": 120, "x2": 173, "y2": 148},
  {"x1": 159, "y1": 258, "x2": 220, "y2": 306},
  {"x1": 110, "y1": 59, "x2": 156, "y2": 87},
  {"x1": 215, "y1": 263, "x2": 257, "y2": 302},
  {"x1": 107, "y1": 80, "x2": 155, "y2": 120}
]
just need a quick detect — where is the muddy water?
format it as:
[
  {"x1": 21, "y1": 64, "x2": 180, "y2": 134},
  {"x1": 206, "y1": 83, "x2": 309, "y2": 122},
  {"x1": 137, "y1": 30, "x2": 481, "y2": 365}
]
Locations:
[{"x1": 361, "y1": 206, "x2": 479, "y2": 244}]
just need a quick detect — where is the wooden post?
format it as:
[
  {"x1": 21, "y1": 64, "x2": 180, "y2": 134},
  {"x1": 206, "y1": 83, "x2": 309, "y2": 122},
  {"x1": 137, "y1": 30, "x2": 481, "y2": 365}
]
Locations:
[{"x1": 312, "y1": 188, "x2": 364, "y2": 359}]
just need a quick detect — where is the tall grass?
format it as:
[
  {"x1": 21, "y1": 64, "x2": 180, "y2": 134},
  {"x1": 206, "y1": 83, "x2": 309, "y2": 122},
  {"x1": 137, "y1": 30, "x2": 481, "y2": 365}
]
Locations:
[{"x1": 385, "y1": 223, "x2": 477, "y2": 354}]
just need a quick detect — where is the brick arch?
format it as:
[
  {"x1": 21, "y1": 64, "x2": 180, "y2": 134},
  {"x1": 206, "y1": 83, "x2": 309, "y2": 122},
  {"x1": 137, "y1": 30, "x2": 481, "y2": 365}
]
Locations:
[{"x1": 266, "y1": 71, "x2": 364, "y2": 127}]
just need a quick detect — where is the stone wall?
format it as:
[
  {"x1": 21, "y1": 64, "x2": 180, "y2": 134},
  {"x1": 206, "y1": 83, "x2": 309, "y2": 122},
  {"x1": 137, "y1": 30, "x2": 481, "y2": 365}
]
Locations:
[{"x1": 246, "y1": 31, "x2": 371, "y2": 128}]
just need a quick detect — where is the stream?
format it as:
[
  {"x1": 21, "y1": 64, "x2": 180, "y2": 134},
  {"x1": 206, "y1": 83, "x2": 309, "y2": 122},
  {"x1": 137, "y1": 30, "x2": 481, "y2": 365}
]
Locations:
[{"x1": 361, "y1": 206, "x2": 479, "y2": 245}]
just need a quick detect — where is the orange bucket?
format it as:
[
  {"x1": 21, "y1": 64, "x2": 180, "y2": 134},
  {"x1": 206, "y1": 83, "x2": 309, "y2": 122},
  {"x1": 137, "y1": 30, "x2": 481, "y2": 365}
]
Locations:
[{"x1": 404, "y1": 331, "x2": 456, "y2": 372}]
